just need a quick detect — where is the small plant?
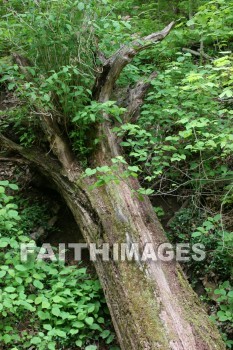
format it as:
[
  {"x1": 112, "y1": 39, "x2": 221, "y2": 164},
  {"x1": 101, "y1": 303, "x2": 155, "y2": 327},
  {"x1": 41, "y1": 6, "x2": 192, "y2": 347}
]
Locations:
[
  {"x1": 0, "y1": 181, "x2": 117, "y2": 349},
  {"x1": 153, "y1": 206, "x2": 165, "y2": 218},
  {"x1": 212, "y1": 281, "x2": 233, "y2": 349}
]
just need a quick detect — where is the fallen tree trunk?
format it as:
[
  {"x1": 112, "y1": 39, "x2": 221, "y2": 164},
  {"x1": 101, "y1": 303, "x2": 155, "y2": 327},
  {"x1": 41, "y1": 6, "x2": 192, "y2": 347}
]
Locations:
[{"x1": 0, "y1": 22, "x2": 225, "y2": 350}]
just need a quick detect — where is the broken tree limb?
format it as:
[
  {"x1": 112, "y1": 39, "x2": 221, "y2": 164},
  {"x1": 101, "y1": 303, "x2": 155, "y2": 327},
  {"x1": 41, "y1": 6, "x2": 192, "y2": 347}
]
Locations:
[
  {"x1": 36, "y1": 109, "x2": 75, "y2": 170},
  {"x1": 182, "y1": 47, "x2": 212, "y2": 60},
  {"x1": 92, "y1": 22, "x2": 175, "y2": 101}
]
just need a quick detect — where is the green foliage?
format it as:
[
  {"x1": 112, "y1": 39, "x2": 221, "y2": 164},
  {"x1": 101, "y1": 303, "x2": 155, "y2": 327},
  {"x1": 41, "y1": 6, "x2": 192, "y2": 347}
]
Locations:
[
  {"x1": 0, "y1": 182, "x2": 117, "y2": 349},
  {"x1": 0, "y1": 0, "x2": 97, "y2": 154},
  {"x1": 153, "y1": 206, "x2": 165, "y2": 218},
  {"x1": 187, "y1": 0, "x2": 233, "y2": 49},
  {"x1": 15, "y1": 197, "x2": 52, "y2": 235},
  {"x1": 84, "y1": 156, "x2": 140, "y2": 189},
  {"x1": 117, "y1": 52, "x2": 233, "y2": 206},
  {"x1": 213, "y1": 281, "x2": 233, "y2": 348},
  {"x1": 169, "y1": 210, "x2": 232, "y2": 281},
  {"x1": 214, "y1": 281, "x2": 233, "y2": 323},
  {"x1": 168, "y1": 207, "x2": 233, "y2": 345},
  {"x1": 1, "y1": 0, "x2": 94, "y2": 71},
  {"x1": 73, "y1": 101, "x2": 125, "y2": 125}
]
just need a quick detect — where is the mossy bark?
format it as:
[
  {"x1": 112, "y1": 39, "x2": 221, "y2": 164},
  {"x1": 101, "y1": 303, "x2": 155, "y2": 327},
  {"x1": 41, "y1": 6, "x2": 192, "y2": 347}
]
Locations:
[{"x1": 49, "y1": 166, "x2": 226, "y2": 350}]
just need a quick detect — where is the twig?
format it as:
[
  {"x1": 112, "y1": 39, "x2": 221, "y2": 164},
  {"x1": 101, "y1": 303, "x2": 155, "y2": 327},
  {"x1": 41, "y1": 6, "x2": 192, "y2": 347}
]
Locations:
[{"x1": 182, "y1": 47, "x2": 211, "y2": 60}]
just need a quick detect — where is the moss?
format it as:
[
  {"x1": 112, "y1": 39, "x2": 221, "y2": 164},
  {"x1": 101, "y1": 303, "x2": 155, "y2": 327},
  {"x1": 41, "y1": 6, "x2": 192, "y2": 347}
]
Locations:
[{"x1": 119, "y1": 262, "x2": 170, "y2": 349}]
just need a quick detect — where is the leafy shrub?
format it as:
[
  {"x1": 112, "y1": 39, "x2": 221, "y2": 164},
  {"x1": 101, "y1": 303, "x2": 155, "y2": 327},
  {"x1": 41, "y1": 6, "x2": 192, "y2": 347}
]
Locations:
[
  {"x1": 168, "y1": 207, "x2": 233, "y2": 346},
  {"x1": 0, "y1": 181, "x2": 118, "y2": 350}
]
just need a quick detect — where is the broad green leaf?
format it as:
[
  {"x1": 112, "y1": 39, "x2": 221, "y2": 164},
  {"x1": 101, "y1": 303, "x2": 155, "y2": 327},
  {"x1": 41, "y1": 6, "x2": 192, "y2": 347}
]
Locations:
[
  {"x1": 51, "y1": 307, "x2": 61, "y2": 317},
  {"x1": 33, "y1": 280, "x2": 44, "y2": 289},
  {"x1": 85, "y1": 168, "x2": 96, "y2": 176},
  {"x1": 85, "y1": 345, "x2": 97, "y2": 350},
  {"x1": 85, "y1": 316, "x2": 94, "y2": 325},
  {"x1": 5, "y1": 287, "x2": 16, "y2": 293}
]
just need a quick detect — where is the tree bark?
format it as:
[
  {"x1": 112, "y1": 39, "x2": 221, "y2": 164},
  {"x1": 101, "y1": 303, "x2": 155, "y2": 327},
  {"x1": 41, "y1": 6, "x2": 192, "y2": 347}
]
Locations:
[{"x1": 0, "y1": 22, "x2": 225, "y2": 350}]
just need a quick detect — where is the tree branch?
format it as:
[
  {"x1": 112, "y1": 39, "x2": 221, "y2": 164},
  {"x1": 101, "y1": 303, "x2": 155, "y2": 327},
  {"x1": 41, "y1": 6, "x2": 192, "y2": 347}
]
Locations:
[
  {"x1": 0, "y1": 133, "x2": 61, "y2": 175},
  {"x1": 0, "y1": 134, "x2": 24, "y2": 154},
  {"x1": 93, "y1": 23, "x2": 174, "y2": 163},
  {"x1": 0, "y1": 157, "x2": 27, "y2": 163},
  {"x1": 182, "y1": 47, "x2": 211, "y2": 60},
  {"x1": 35, "y1": 109, "x2": 75, "y2": 170},
  {"x1": 94, "y1": 22, "x2": 175, "y2": 102}
]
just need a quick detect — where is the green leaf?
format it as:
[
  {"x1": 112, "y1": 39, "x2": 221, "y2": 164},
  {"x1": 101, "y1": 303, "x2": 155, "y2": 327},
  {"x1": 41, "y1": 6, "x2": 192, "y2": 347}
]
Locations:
[
  {"x1": 0, "y1": 180, "x2": 9, "y2": 186},
  {"x1": 0, "y1": 270, "x2": 6, "y2": 278},
  {"x1": 85, "y1": 346, "x2": 97, "y2": 350},
  {"x1": 38, "y1": 310, "x2": 50, "y2": 320},
  {"x1": 78, "y1": 313, "x2": 86, "y2": 320},
  {"x1": 8, "y1": 82, "x2": 16, "y2": 90},
  {"x1": 187, "y1": 19, "x2": 195, "y2": 26},
  {"x1": 128, "y1": 166, "x2": 139, "y2": 172},
  {"x1": 33, "y1": 280, "x2": 44, "y2": 289},
  {"x1": 2, "y1": 334, "x2": 11, "y2": 344},
  {"x1": 5, "y1": 287, "x2": 16, "y2": 293},
  {"x1": 101, "y1": 329, "x2": 111, "y2": 339},
  {"x1": 8, "y1": 210, "x2": 19, "y2": 218},
  {"x1": 106, "y1": 334, "x2": 115, "y2": 344},
  {"x1": 138, "y1": 188, "x2": 154, "y2": 195},
  {"x1": 43, "y1": 324, "x2": 52, "y2": 331},
  {"x1": 106, "y1": 334, "x2": 114, "y2": 344},
  {"x1": 87, "y1": 304, "x2": 95, "y2": 313},
  {"x1": 8, "y1": 184, "x2": 19, "y2": 190},
  {"x1": 51, "y1": 307, "x2": 61, "y2": 317},
  {"x1": 43, "y1": 93, "x2": 50, "y2": 102},
  {"x1": 217, "y1": 311, "x2": 228, "y2": 322},
  {"x1": 96, "y1": 166, "x2": 110, "y2": 173},
  {"x1": 55, "y1": 329, "x2": 66, "y2": 338},
  {"x1": 76, "y1": 340, "x2": 83, "y2": 347},
  {"x1": 15, "y1": 264, "x2": 27, "y2": 272},
  {"x1": 0, "y1": 241, "x2": 8, "y2": 248},
  {"x1": 72, "y1": 321, "x2": 85, "y2": 329},
  {"x1": 35, "y1": 296, "x2": 43, "y2": 305},
  {"x1": 85, "y1": 317, "x2": 94, "y2": 325},
  {"x1": 85, "y1": 168, "x2": 96, "y2": 176},
  {"x1": 97, "y1": 317, "x2": 104, "y2": 323},
  {"x1": 30, "y1": 337, "x2": 42, "y2": 344},
  {"x1": 52, "y1": 295, "x2": 62, "y2": 303},
  {"x1": 48, "y1": 341, "x2": 56, "y2": 350},
  {"x1": 192, "y1": 232, "x2": 202, "y2": 238},
  {"x1": 41, "y1": 300, "x2": 50, "y2": 309}
]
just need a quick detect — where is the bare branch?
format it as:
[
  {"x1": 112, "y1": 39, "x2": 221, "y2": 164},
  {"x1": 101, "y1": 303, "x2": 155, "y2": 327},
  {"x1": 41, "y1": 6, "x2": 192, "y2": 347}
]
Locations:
[
  {"x1": 0, "y1": 134, "x2": 24, "y2": 154},
  {"x1": 95, "y1": 22, "x2": 175, "y2": 102},
  {"x1": 0, "y1": 157, "x2": 27, "y2": 163},
  {"x1": 0, "y1": 133, "x2": 62, "y2": 175},
  {"x1": 182, "y1": 47, "x2": 211, "y2": 60},
  {"x1": 36, "y1": 109, "x2": 75, "y2": 170}
]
